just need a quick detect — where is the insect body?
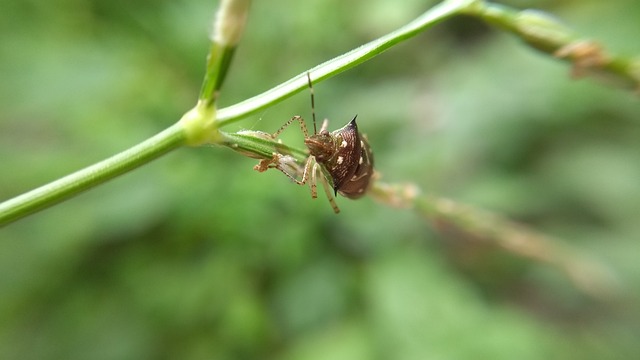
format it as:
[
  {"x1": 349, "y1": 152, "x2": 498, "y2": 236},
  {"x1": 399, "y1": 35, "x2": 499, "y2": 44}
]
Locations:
[
  {"x1": 261, "y1": 73, "x2": 374, "y2": 213},
  {"x1": 305, "y1": 116, "x2": 374, "y2": 199}
]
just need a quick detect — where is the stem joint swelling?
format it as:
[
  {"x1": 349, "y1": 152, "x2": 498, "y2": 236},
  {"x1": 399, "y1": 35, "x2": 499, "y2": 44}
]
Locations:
[{"x1": 179, "y1": 101, "x2": 221, "y2": 146}]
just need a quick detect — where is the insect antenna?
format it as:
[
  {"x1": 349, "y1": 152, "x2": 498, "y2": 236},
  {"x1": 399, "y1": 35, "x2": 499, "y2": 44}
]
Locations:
[{"x1": 306, "y1": 72, "x2": 317, "y2": 135}]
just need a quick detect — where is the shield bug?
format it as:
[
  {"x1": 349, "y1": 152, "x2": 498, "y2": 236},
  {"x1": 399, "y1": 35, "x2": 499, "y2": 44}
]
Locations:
[{"x1": 263, "y1": 72, "x2": 375, "y2": 213}]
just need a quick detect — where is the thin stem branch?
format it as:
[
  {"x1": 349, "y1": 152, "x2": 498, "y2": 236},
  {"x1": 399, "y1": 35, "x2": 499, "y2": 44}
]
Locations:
[
  {"x1": 199, "y1": 0, "x2": 251, "y2": 106},
  {"x1": 216, "y1": 0, "x2": 475, "y2": 128},
  {"x1": 368, "y1": 181, "x2": 620, "y2": 301},
  {"x1": 218, "y1": 130, "x2": 308, "y2": 162},
  {"x1": 465, "y1": 2, "x2": 640, "y2": 90}
]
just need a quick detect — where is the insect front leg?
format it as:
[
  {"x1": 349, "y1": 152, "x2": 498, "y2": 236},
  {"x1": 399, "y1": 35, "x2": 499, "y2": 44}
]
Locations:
[{"x1": 273, "y1": 115, "x2": 310, "y2": 138}]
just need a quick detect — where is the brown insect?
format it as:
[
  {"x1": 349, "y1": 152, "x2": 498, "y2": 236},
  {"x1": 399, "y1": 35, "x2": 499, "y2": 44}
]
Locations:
[{"x1": 258, "y1": 72, "x2": 374, "y2": 213}]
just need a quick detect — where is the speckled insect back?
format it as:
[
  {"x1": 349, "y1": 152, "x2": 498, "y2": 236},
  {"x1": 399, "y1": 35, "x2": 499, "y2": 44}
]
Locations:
[
  {"x1": 259, "y1": 72, "x2": 375, "y2": 213},
  {"x1": 306, "y1": 116, "x2": 374, "y2": 199}
]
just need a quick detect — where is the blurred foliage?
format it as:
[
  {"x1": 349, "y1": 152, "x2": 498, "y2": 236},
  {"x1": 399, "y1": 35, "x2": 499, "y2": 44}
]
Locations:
[{"x1": 1, "y1": 0, "x2": 639, "y2": 359}]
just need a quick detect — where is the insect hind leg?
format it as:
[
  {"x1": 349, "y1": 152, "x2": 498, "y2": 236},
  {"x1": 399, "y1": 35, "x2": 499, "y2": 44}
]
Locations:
[
  {"x1": 267, "y1": 154, "x2": 313, "y2": 186},
  {"x1": 263, "y1": 153, "x2": 340, "y2": 213}
]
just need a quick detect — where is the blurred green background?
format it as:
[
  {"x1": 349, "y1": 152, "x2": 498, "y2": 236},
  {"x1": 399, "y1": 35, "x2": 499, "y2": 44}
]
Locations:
[{"x1": 1, "y1": 0, "x2": 639, "y2": 359}]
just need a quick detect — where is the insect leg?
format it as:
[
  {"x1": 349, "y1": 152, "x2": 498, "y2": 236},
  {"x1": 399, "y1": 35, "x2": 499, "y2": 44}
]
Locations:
[
  {"x1": 267, "y1": 154, "x2": 313, "y2": 187},
  {"x1": 273, "y1": 115, "x2": 309, "y2": 138},
  {"x1": 317, "y1": 168, "x2": 340, "y2": 214},
  {"x1": 309, "y1": 161, "x2": 318, "y2": 199}
]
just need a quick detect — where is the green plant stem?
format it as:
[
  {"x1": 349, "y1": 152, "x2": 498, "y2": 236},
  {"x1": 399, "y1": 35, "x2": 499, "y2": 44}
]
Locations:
[
  {"x1": 213, "y1": 0, "x2": 637, "y2": 127},
  {"x1": 216, "y1": 0, "x2": 476, "y2": 127},
  {"x1": 200, "y1": 44, "x2": 237, "y2": 107},
  {"x1": 0, "y1": 124, "x2": 186, "y2": 227}
]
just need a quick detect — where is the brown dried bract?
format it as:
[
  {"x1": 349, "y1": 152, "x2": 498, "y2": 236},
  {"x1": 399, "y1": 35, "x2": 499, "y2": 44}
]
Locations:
[{"x1": 555, "y1": 40, "x2": 610, "y2": 78}]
